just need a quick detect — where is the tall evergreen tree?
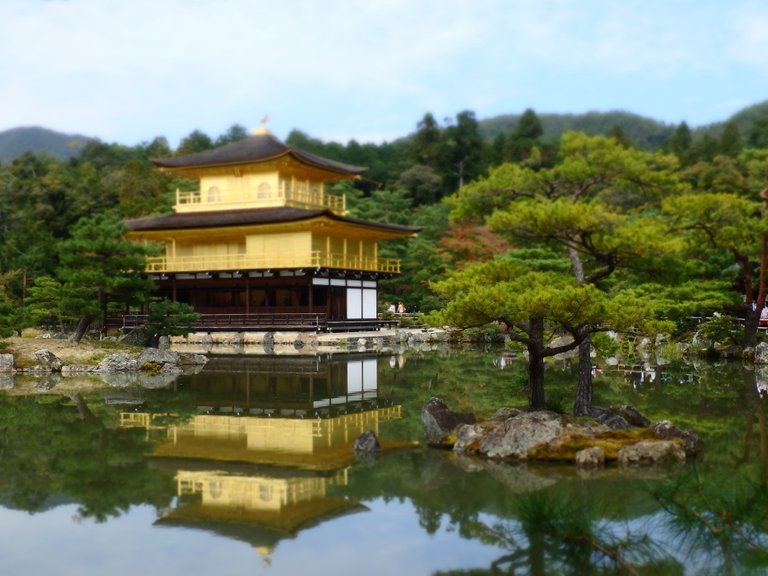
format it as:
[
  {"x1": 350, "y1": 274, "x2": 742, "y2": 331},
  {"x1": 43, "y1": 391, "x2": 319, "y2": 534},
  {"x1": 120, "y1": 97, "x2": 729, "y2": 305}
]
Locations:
[
  {"x1": 411, "y1": 112, "x2": 442, "y2": 168},
  {"x1": 57, "y1": 214, "x2": 156, "y2": 342},
  {"x1": 447, "y1": 132, "x2": 684, "y2": 414},
  {"x1": 719, "y1": 120, "x2": 744, "y2": 157},
  {"x1": 176, "y1": 129, "x2": 214, "y2": 155},
  {"x1": 214, "y1": 124, "x2": 249, "y2": 146},
  {"x1": 669, "y1": 121, "x2": 692, "y2": 163},
  {"x1": 440, "y1": 110, "x2": 487, "y2": 192},
  {"x1": 506, "y1": 108, "x2": 544, "y2": 162},
  {"x1": 662, "y1": 172, "x2": 768, "y2": 348}
]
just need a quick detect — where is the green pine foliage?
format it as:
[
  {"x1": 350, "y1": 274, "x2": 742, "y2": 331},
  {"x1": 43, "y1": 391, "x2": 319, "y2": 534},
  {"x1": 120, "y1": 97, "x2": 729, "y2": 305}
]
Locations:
[
  {"x1": 57, "y1": 214, "x2": 157, "y2": 339},
  {"x1": 1, "y1": 103, "x2": 768, "y2": 348}
]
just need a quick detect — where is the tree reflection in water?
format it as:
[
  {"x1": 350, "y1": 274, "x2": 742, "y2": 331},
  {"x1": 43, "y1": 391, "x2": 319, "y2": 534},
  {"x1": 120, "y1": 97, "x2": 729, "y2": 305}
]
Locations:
[
  {"x1": 417, "y1": 464, "x2": 768, "y2": 575},
  {"x1": 653, "y1": 467, "x2": 768, "y2": 576}
]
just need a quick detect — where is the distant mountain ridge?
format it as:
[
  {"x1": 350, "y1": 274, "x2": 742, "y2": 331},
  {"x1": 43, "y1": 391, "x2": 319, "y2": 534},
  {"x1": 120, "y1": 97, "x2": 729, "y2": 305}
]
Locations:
[
  {"x1": 478, "y1": 101, "x2": 768, "y2": 150},
  {"x1": 0, "y1": 126, "x2": 94, "y2": 163},
  {"x1": 2, "y1": 101, "x2": 768, "y2": 162},
  {"x1": 478, "y1": 110, "x2": 676, "y2": 150}
]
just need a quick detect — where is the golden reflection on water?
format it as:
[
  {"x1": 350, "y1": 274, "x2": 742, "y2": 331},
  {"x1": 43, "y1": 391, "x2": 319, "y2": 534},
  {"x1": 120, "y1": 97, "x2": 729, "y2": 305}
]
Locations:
[{"x1": 117, "y1": 353, "x2": 408, "y2": 561}]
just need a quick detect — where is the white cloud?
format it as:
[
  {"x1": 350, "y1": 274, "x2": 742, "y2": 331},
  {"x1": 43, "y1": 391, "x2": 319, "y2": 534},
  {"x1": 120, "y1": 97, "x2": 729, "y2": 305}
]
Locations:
[{"x1": 1, "y1": 0, "x2": 767, "y2": 144}]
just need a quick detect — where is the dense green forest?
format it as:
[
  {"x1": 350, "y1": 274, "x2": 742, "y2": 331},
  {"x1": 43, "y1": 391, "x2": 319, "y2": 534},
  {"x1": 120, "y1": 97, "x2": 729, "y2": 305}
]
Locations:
[{"x1": 2, "y1": 103, "x2": 768, "y2": 344}]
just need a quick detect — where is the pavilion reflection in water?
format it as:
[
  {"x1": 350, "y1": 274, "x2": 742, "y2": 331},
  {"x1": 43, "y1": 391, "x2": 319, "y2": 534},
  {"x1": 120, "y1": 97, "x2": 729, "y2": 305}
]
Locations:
[{"x1": 120, "y1": 353, "x2": 402, "y2": 561}]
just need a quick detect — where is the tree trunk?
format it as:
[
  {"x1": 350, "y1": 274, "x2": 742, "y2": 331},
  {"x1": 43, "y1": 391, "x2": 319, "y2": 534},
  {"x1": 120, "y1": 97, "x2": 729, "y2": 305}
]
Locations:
[
  {"x1": 527, "y1": 317, "x2": 546, "y2": 411},
  {"x1": 99, "y1": 289, "x2": 109, "y2": 339},
  {"x1": 744, "y1": 306, "x2": 759, "y2": 348},
  {"x1": 573, "y1": 332, "x2": 593, "y2": 416},
  {"x1": 70, "y1": 315, "x2": 94, "y2": 343},
  {"x1": 735, "y1": 249, "x2": 758, "y2": 348},
  {"x1": 568, "y1": 245, "x2": 594, "y2": 415}
]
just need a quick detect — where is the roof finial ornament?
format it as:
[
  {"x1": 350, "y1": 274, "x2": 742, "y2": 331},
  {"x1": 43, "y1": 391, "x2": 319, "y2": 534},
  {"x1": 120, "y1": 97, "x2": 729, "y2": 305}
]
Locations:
[{"x1": 252, "y1": 115, "x2": 270, "y2": 136}]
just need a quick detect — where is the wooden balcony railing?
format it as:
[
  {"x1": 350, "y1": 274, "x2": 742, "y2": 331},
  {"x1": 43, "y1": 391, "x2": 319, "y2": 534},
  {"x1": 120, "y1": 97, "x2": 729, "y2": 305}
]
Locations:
[
  {"x1": 175, "y1": 181, "x2": 346, "y2": 214},
  {"x1": 145, "y1": 251, "x2": 401, "y2": 274}
]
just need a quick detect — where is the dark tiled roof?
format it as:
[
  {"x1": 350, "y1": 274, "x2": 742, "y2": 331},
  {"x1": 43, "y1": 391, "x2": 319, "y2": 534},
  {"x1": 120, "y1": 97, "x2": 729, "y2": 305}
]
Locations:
[
  {"x1": 151, "y1": 131, "x2": 367, "y2": 175},
  {"x1": 125, "y1": 207, "x2": 420, "y2": 234}
]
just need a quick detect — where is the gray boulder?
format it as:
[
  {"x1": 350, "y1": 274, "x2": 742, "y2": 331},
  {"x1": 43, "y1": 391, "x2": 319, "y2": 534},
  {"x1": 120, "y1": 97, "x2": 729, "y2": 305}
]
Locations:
[
  {"x1": 755, "y1": 342, "x2": 768, "y2": 364},
  {"x1": 421, "y1": 397, "x2": 476, "y2": 445},
  {"x1": 590, "y1": 404, "x2": 650, "y2": 430},
  {"x1": 0, "y1": 353, "x2": 14, "y2": 372},
  {"x1": 618, "y1": 440, "x2": 686, "y2": 465},
  {"x1": 352, "y1": 429, "x2": 382, "y2": 467},
  {"x1": 477, "y1": 411, "x2": 563, "y2": 460},
  {"x1": 453, "y1": 422, "x2": 493, "y2": 453},
  {"x1": 34, "y1": 349, "x2": 63, "y2": 371},
  {"x1": 575, "y1": 446, "x2": 605, "y2": 468},
  {"x1": 649, "y1": 420, "x2": 702, "y2": 457},
  {"x1": 138, "y1": 348, "x2": 180, "y2": 366},
  {"x1": 137, "y1": 348, "x2": 190, "y2": 376},
  {"x1": 98, "y1": 353, "x2": 138, "y2": 373},
  {"x1": 353, "y1": 429, "x2": 381, "y2": 454}
]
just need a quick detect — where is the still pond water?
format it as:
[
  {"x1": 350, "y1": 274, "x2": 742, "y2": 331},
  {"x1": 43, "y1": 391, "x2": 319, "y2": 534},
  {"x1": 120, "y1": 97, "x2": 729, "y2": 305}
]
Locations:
[{"x1": 0, "y1": 347, "x2": 766, "y2": 576}]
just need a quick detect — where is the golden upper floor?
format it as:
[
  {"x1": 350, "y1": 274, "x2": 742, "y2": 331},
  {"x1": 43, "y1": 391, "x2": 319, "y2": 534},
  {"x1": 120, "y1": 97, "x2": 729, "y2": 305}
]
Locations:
[
  {"x1": 153, "y1": 128, "x2": 364, "y2": 215},
  {"x1": 174, "y1": 174, "x2": 346, "y2": 214}
]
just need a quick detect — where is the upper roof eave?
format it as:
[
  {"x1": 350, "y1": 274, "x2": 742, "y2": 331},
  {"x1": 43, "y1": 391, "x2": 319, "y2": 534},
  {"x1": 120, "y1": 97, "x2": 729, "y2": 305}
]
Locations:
[{"x1": 151, "y1": 131, "x2": 367, "y2": 177}]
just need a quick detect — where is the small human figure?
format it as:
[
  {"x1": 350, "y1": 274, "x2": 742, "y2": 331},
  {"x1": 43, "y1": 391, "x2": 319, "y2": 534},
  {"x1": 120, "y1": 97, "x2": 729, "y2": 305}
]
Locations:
[
  {"x1": 396, "y1": 301, "x2": 405, "y2": 314},
  {"x1": 387, "y1": 303, "x2": 396, "y2": 314}
]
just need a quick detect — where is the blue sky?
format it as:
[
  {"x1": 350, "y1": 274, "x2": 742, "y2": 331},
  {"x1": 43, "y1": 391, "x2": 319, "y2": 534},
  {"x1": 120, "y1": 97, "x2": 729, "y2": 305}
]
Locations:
[{"x1": 2, "y1": 0, "x2": 768, "y2": 147}]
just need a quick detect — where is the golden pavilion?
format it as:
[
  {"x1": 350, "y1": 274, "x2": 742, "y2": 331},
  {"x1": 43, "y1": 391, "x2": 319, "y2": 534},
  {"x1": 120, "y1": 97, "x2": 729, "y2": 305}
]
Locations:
[{"x1": 125, "y1": 127, "x2": 419, "y2": 331}]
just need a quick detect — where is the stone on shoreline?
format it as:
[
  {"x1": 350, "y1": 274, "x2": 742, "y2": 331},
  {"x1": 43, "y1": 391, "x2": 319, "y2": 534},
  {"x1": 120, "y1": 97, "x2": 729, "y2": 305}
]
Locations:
[
  {"x1": 353, "y1": 429, "x2": 381, "y2": 454},
  {"x1": 98, "y1": 353, "x2": 139, "y2": 373},
  {"x1": 0, "y1": 353, "x2": 14, "y2": 372},
  {"x1": 575, "y1": 446, "x2": 605, "y2": 467},
  {"x1": 34, "y1": 349, "x2": 63, "y2": 371},
  {"x1": 618, "y1": 440, "x2": 686, "y2": 465}
]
